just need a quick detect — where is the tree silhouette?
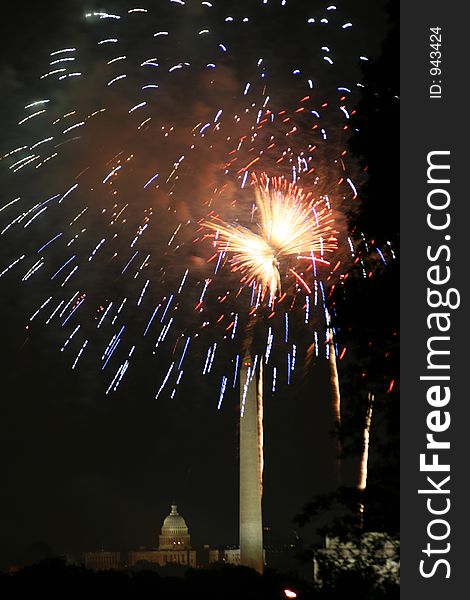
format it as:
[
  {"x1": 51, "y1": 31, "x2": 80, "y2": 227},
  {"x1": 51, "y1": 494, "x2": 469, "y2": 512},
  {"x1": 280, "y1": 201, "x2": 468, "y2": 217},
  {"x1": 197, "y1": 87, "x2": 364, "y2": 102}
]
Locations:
[{"x1": 295, "y1": 5, "x2": 399, "y2": 597}]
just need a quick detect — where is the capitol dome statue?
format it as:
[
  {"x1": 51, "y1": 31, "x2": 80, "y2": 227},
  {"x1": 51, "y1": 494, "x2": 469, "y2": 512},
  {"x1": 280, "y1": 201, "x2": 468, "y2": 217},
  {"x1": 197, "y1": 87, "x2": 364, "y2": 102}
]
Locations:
[{"x1": 159, "y1": 504, "x2": 191, "y2": 550}]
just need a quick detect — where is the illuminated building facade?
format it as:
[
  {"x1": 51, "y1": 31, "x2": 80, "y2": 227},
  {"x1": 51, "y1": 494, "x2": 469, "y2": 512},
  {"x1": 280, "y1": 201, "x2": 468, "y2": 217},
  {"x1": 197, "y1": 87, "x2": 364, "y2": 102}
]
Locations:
[{"x1": 83, "y1": 550, "x2": 121, "y2": 571}]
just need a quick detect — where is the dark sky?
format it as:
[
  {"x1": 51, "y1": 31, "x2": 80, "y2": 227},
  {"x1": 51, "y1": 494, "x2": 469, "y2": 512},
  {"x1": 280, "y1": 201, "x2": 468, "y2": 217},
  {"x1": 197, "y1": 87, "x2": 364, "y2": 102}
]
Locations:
[{"x1": 0, "y1": 0, "x2": 393, "y2": 568}]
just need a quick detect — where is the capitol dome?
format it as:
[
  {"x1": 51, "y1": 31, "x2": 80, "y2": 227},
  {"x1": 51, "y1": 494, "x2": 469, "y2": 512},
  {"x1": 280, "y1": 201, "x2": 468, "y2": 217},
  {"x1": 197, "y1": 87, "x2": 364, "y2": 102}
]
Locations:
[
  {"x1": 162, "y1": 505, "x2": 189, "y2": 534},
  {"x1": 158, "y1": 504, "x2": 191, "y2": 550}
]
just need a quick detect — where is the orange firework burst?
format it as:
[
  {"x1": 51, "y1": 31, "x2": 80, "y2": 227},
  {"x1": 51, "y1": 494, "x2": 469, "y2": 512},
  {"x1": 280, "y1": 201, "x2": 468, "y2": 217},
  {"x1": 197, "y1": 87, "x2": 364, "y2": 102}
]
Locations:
[{"x1": 205, "y1": 174, "x2": 338, "y2": 298}]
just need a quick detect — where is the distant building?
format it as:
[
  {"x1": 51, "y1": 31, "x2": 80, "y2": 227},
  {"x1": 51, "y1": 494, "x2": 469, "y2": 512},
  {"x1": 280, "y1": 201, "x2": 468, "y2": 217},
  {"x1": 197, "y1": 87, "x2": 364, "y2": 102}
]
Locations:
[
  {"x1": 313, "y1": 533, "x2": 400, "y2": 586},
  {"x1": 223, "y1": 547, "x2": 266, "y2": 567},
  {"x1": 223, "y1": 547, "x2": 241, "y2": 566},
  {"x1": 263, "y1": 526, "x2": 301, "y2": 572},
  {"x1": 83, "y1": 550, "x2": 121, "y2": 571},
  {"x1": 83, "y1": 504, "x2": 220, "y2": 570},
  {"x1": 128, "y1": 504, "x2": 197, "y2": 568},
  {"x1": 197, "y1": 544, "x2": 220, "y2": 568}
]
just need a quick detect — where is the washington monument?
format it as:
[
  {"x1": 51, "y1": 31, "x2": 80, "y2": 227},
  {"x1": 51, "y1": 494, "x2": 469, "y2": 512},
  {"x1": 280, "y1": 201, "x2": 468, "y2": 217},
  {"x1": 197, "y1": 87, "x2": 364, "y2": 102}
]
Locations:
[{"x1": 239, "y1": 355, "x2": 264, "y2": 573}]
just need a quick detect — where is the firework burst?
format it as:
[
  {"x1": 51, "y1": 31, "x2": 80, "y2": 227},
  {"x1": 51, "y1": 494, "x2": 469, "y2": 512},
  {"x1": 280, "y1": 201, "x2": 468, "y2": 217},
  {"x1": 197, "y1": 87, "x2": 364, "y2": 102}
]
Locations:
[
  {"x1": 205, "y1": 174, "x2": 337, "y2": 299},
  {"x1": 0, "y1": 1, "x2": 383, "y2": 401}
]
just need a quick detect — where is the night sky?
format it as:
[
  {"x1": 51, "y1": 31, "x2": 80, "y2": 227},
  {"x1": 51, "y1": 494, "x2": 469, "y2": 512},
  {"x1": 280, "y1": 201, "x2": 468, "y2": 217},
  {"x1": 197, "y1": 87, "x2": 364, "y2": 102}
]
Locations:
[{"x1": 0, "y1": 0, "x2": 394, "y2": 569}]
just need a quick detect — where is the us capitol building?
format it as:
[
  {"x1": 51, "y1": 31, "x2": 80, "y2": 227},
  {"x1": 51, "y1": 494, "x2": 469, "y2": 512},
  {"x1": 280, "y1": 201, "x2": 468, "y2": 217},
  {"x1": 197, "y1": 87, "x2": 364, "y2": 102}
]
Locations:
[
  {"x1": 84, "y1": 504, "x2": 219, "y2": 571},
  {"x1": 128, "y1": 504, "x2": 198, "y2": 568}
]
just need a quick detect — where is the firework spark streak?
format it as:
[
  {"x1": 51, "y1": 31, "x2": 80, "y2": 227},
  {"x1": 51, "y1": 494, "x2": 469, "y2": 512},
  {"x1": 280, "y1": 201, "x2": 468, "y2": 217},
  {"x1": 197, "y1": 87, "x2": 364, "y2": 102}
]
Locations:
[
  {"x1": 328, "y1": 324, "x2": 342, "y2": 480},
  {"x1": 257, "y1": 361, "x2": 264, "y2": 497},
  {"x1": 358, "y1": 392, "x2": 375, "y2": 492},
  {"x1": 358, "y1": 392, "x2": 375, "y2": 525}
]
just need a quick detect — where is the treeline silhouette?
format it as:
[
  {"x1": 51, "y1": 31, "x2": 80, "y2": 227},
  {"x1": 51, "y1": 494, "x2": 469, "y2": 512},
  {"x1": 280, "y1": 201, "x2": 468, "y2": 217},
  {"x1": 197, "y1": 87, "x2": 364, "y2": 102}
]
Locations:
[
  {"x1": 0, "y1": 556, "x2": 400, "y2": 598},
  {"x1": 0, "y1": 558, "x2": 312, "y2": 599},
  {"x1": 297, "y1": 0, "x2": 400, "y2": 540}
]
